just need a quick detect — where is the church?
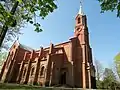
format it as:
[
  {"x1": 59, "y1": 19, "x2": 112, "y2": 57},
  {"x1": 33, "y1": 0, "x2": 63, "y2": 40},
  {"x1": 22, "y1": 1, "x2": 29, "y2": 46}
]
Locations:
[{"x1": 0, "y1": 4, "x2": 96, "y2": 89}]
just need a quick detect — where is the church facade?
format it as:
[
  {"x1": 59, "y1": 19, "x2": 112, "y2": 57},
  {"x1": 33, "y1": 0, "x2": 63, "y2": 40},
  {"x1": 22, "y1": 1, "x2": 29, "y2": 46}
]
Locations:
[{"x1": 0, "y1": 6, "x2": 96, "y2": 89}]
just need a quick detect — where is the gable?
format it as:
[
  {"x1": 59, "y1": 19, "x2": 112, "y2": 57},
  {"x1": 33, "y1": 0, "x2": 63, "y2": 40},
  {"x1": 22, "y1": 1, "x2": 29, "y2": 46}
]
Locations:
[{"x1": 9, "y1": 41, "x2": 19, "y2": 51}]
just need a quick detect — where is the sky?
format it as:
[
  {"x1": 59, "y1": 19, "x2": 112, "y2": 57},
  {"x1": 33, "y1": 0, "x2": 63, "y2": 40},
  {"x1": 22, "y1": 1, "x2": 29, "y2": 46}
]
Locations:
[{"x1": 18, "y1": 0, "x2": 120, "y2": 68}]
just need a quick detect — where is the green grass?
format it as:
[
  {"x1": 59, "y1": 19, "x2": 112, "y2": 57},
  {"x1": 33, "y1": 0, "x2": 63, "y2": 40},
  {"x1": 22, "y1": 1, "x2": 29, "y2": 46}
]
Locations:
[
  {"x1": 0, "y1": 83, "x2": 50, "y2": 90},
  {"x1": 0, "y1": 83, "x2": 103, "y2": 90}
]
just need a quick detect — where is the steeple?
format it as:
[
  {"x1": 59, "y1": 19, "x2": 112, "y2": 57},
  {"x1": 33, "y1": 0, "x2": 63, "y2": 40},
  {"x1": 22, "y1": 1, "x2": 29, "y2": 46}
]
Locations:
[
  {"x1": 78, "y1": 1, "x2": 84, "y2": 15},
  {"x1": 74, "y1": 0, "x2": 89, "y2": 44}
]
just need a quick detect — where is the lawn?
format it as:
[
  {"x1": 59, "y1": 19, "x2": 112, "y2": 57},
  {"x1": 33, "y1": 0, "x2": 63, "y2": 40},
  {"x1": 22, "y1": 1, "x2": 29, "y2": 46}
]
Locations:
[{"x1": 0, "y1": 83, "x2": 102, "y2": 90}]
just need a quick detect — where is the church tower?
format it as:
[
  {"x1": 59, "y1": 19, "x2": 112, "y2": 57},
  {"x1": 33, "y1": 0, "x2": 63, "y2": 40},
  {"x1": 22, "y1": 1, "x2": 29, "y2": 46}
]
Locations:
[
  {"x1": 74, "y1": 4, "x2": 89, "y2": 45},
  {"x1": 71, "y1": 2, "x2": 96, "y2": 88}
]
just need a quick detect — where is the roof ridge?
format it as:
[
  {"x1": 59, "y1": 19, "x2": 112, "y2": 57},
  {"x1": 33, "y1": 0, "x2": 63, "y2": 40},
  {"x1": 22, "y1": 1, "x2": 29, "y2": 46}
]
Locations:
[{"x1": 19, "y1": 43, "x2": 34, "y2": 51}]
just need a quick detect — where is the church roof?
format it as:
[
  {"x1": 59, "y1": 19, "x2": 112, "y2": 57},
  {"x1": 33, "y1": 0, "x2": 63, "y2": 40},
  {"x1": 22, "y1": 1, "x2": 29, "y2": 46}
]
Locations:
[{"x1": 19, "y1": 43, "x2": 33, "y2": 52}]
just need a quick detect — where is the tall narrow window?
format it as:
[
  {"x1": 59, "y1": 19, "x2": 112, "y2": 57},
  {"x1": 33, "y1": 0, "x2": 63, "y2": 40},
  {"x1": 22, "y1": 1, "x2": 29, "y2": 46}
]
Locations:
[
  {"x1": 31, "y1": 67, "x2": 35, "y2": 76},
  {"x1": 23, "y1": 68, "x2": 26, "y2": 78},
  {"x1": 78, "y1": 17, "x2": 80, "y2": 24},
  {"x1": 40, "y1": 66, "x2": 44, "y2": 76},
  {"x1": 6, "y1": 52, "x2": 13, "y2": 68}
]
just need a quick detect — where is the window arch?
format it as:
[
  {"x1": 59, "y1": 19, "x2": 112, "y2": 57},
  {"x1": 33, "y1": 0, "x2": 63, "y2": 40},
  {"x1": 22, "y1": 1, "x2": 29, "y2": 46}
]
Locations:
[
  {"x1": 78, "y1": 17, "x2": 80, "y2": 24},
  {"x1": 40, "y1": 66, "x2": 45, "y2": 76}
]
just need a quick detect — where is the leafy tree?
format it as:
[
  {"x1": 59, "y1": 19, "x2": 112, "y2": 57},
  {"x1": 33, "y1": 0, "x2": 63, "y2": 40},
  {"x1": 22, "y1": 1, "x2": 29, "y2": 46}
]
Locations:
[
  {"x1": 0, "y1": 52, "x2": 8, "y2": 72},
  {"x1": 0, "y1": 0, "x2": 24, "y2": 50},
  {"x1": 114, "y1": 53, "x2": 120, "y2": 79},
  {"x1": 0, "y1": 0, "x2": 57, "y2": 47},
  {"x1": 103, "y1": 68, "x2": 116, "y2": 81},
  {"x1": 102, "y1": 68, "x2": 117, "y2": 89},
  {"x1": 98, "y1": 0, "x2": 120, "y2": 17}
]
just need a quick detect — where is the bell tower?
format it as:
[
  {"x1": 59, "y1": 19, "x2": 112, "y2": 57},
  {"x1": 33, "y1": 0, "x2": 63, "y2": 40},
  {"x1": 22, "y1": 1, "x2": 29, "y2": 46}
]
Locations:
[
  {"x1": 72, "y1": 1, "x2": 96, "y2": 89},
  {"x1": 74, "y1": 2, "x2": 89, "y2": 45}
]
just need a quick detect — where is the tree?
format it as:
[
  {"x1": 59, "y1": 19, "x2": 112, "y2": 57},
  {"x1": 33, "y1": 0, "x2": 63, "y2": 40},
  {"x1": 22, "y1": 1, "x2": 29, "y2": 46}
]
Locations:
[
  {"x1": 94, "y1": 59, "x2": 104, "y2": 81},
  {"x1": 102, "y1": 68, "x2": 117, "y2": 89},
  {"x1": 114, "y1": 53, "x2": 120, "y2": 79},
  {"x1": 103, "y1": 68, "x2": 116, "y2": 81},
  {"x1": 0, "y1": 0, "x2": 57, "y2": 47},
  {"x1": 0, "y1": 52, "x2": 8, "y2": 72},
  {"x1": 0, "y1": 0, "x2": 25, "y2": 50},
  {"x1": 98, "y1": 0, "x2": 120, "y2": 17},
  {"x1": 94, "y1": 59, "x2": 104, "y2": 88}
]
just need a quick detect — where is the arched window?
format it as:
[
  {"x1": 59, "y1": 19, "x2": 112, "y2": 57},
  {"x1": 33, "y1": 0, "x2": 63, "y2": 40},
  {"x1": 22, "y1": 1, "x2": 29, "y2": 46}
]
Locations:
[
  {"x1": 6, "y1": 52, "x2": 14, "y2": 68},
  {"x1": 78, "y1": 17, "x2": 80, "y2": 24},
  {"x1": 77, "y1": 28, "x2": 80, "y2": 31},
  {"x1": 40, "y1": 66, "x2": 44, "y2": 76},
  {"x1": 23, "y1": 68, "x2": 27, "y2": 78},
  {"x1": 31, "y1": 67, "x2": 35, "y2": 76}
]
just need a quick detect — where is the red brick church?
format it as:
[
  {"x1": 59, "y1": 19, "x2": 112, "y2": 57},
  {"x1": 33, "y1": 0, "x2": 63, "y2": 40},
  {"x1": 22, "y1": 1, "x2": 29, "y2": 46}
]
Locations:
[{"x1": 0, "y1": 4, "x2": 96, "y2": 89}]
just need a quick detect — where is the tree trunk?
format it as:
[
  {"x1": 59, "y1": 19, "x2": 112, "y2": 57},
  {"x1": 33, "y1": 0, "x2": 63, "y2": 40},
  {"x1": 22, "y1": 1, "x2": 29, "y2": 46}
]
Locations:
[{"x1": 0, "y1": 1, "x2": 19, "y2": 47}]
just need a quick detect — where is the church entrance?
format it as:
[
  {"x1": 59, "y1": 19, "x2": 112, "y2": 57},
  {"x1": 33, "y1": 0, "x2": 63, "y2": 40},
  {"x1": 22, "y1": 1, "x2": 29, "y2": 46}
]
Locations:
[
  {"x1": 60, "y1": 72, "x2": 66, "y2": 84},
  {"x1": 59, "y1": 68, "x2": 67, "y2": 85}
]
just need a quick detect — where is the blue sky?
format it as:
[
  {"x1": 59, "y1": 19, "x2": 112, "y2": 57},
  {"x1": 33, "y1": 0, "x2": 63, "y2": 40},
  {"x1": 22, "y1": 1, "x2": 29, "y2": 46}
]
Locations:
[{"x1": 19, "y1": 0, "x2": 120, "y2": 68}]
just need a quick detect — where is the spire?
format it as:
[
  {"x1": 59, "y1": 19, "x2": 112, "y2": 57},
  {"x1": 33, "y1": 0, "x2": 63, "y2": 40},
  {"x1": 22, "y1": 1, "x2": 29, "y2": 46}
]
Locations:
[{"x1": 78, "y1": 0, "x2": 84, "y2": 15}]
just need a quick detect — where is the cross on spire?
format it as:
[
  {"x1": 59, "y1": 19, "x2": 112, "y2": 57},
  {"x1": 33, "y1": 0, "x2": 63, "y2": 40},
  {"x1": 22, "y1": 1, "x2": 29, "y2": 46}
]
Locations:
[{"x1": 78, "y1": 0, "x2": 84, "y2": 15}]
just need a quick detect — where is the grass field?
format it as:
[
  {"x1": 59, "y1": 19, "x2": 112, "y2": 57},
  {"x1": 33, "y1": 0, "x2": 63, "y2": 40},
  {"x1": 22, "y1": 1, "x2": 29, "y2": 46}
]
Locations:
[
  {"x1": 0, "y1": 83, "x2": 102, "y2": 90},
  {"x1": 0, "y1": 83, "x2": 49, "y2": 90}
]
